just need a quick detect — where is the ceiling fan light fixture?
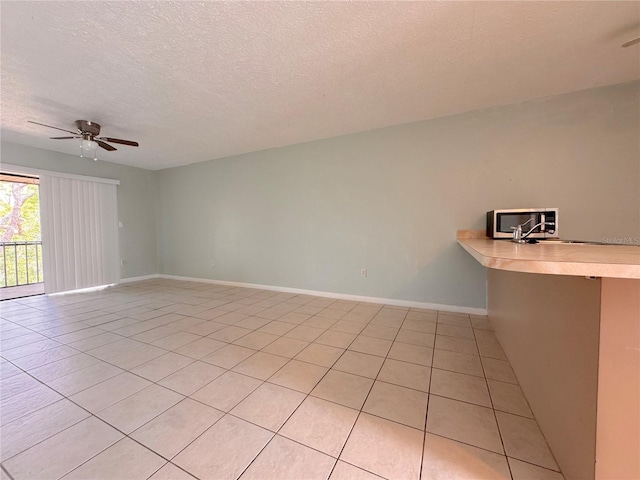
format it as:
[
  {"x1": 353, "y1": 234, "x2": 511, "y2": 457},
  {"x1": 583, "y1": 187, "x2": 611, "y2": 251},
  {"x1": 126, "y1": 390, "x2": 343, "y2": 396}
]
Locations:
[{"x1": 80, "y1": 138, "x2": 98, "y2": 161}]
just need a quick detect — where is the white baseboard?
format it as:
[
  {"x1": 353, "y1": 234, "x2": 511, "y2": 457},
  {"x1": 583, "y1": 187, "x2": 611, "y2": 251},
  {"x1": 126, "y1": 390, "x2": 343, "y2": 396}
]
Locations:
[
  {"x1": 119, "y1": 274, "x2": 160, "y2": 284},
  {"x1": 157, "y1": 274, "x2": 487, "y2": 316}
]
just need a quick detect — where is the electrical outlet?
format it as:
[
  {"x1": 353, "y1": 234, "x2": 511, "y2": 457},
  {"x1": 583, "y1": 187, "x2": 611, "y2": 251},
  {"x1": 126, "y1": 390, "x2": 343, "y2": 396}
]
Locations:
[
  {"x1": 361, "y1": 268, "x2": 367, "y2": 277},
  {"x1": 120, "y1": 259, "x2": 126, "y2": 266}
]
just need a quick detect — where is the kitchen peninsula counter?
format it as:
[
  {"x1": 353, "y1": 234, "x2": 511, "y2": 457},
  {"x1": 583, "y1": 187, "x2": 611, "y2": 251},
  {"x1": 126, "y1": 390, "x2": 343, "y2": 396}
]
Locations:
[
  {"x1": 457, "y1": 235, "x2": 640, "y2": 279},
  {"x1": 458, "y1": 231, "x2": 639, "y2": 480}
]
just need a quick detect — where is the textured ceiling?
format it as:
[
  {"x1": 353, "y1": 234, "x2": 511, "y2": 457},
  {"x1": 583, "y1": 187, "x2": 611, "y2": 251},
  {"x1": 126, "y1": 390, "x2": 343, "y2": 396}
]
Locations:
[{"x1": 1, "y1": 1, "x2": 639, "y2": 170}]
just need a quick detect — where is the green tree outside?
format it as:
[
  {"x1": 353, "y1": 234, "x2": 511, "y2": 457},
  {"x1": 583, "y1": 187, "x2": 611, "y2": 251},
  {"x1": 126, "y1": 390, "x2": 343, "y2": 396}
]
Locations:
[{"x1": 0, "y1": 179, "x2": 43, "y2": 287}]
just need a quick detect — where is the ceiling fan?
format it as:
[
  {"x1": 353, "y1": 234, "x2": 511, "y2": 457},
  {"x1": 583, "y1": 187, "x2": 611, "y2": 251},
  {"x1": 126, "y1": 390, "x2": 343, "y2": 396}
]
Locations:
[{"x1": 28, "y1": 120, "x2": 139, "y2": 160}]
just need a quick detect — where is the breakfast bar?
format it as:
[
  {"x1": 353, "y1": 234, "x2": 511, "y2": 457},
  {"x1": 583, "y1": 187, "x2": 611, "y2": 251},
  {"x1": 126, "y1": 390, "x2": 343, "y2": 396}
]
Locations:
[{"x1": 458, "y1": 232, "x2": 640, "y2": 480}]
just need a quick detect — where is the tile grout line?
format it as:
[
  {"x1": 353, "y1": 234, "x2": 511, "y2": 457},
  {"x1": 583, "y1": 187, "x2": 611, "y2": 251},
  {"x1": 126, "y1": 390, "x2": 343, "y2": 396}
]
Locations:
[
  {"x1": 4, "y1": 301, "x2": 367, "y2": 428},
  {"x1": 231, "y1": 302, "x2": 386, "y2": 480},
  {"x1": 2, "y1": 282, "x2": 563, "y2": 479},
  {"x1": 324, "y1": 305, "x2": 409, "y2": 480},
  {"x1": 3, "y1": 301, "x2": 415, "y2": 455},
  {"x1": 7, "y1": 300, "x2": 431, "y2": 404},
  {"x1": 142, "y1": 461, "x2": 190, "y2": 480},
  {"x1": 420, "y1": 311, "x2": 439, "y2": 480},
  {"x1": 3, "y1": 291, "x2": 366, "y2": 355},
  {"x1": 1, "y1": 353, "x2": 184, "y2": 468},
  {"x1": 472, "y1": 320, "x2": 515, "y2": 480},
  {"x1": 0, "y1": 463, "x2": 15, "y2": 480},
  {"x1": 74, "y1": 296, "x2": 362, "y2": 480},
  {"x1": 473, "y1": 324, "x2": 565, "y2": 476},
  {"x1": 0, "y1": 285, "x2": 318, "y2": 479}
]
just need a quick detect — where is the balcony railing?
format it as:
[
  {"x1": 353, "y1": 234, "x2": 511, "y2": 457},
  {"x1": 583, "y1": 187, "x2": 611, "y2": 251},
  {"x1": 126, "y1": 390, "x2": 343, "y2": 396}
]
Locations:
[{"x1": 0, "y1": 241, "x2": 43, "y2": 288}]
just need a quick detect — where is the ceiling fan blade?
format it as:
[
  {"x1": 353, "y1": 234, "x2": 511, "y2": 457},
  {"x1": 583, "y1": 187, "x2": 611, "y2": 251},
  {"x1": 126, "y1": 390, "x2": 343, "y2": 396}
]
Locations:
[
  {"x1": 28, "y1": 120, "x2": 78, "y2": 135},
  {"x1": 49, "y1": 136, "x2": 81, "y2": 140},
  {"x1": 95, "y1": 140, "x2": 117, "y2": 152},
  {"x1": 97, "y1": 137, "x2": 139, "y2": 147},
  {"x1": 622, "y1": 37, "x2": 640, "y2": 48}
]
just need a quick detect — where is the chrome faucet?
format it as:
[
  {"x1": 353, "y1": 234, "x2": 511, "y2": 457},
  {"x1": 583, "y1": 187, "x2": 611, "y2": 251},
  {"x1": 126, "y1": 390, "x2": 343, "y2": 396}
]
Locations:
[{"x1": 511, "y1": 219, "x2": 556, "y2": 243}]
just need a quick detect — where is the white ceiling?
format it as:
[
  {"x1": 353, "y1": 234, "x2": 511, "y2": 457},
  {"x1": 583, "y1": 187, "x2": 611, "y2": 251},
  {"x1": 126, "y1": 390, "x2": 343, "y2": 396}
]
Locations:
[{"x1": 1, "y1": 1, "x2": 639, "y2": 170}]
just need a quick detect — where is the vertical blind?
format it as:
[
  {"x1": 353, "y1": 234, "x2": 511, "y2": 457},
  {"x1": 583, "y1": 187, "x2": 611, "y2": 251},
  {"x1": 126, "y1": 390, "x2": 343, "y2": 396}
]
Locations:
[{"x1": 39, "y1": 175, "x2": 119, "y2": 294}]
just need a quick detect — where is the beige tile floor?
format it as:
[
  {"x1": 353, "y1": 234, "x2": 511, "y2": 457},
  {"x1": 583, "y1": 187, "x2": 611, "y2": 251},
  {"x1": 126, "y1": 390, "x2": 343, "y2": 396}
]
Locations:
[{"x1": 0, "y1": 279, "x2": 565, "y2": 480}]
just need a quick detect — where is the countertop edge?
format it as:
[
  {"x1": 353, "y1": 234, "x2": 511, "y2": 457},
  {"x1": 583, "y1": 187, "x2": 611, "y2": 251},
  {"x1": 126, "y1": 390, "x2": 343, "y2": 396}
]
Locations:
[{"x1": 457, "y1": 238, "x2": 640, "y2": 279}]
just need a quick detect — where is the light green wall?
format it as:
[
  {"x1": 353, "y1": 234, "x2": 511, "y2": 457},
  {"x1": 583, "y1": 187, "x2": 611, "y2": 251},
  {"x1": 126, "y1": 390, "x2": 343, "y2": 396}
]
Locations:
[
  {"x1": 2, "y1": 82, "x2": 637, "y2": 307},
  {"x1": 0, "y1": 142, "x2": 158, "y2": 279},
  {"x1": 157, "y1": 82, "x2": 639, "y2": 309}
]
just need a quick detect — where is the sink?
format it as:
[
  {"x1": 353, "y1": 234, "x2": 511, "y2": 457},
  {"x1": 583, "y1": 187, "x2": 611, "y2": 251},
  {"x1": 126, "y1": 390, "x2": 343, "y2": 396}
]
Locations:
[
  {"x1": 516, "y1": 239, "x2": 638, "y2": 246},
  {"x1": 539, "y1": 240, "x2": 619, "y2": 246},
  {"x1": 541, "y1": 240, "x2": 587, "y2": 245}
]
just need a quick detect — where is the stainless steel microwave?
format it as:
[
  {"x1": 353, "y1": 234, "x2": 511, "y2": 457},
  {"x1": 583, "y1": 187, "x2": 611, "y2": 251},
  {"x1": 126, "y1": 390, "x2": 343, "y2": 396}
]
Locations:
[{"x1": 487, "y1": 208, "x2": 559, "y2": 239}]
